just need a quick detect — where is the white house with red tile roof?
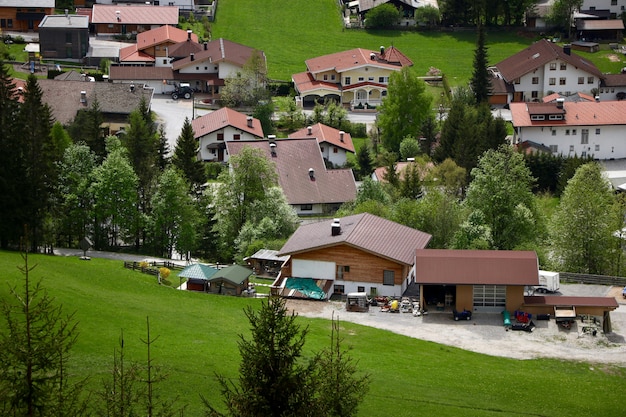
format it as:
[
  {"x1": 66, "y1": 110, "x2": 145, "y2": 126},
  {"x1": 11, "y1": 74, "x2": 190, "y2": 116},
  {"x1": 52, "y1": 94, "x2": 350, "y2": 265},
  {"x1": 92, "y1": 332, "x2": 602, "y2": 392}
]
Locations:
[
  {"x1": 292, "y1": 45, "x2": 412, "y2": 109},
  {"x1": 90, "y1": 5, "x2": 179, "y2": 36},
  {"x1": 510, "y1": 100, "x2": 626, "y2": 159},
  {"x1": 119, "y1": 25, "x2": 199, "y2": 66},
  {"x1": 110, "y1": 37, "x2": 263, "y2": 96},
  {"x1": 192, "y1": 107, "x2": 264, "y2": 162},
  {"x1": 275, "y1": 213, "x2": 431, "y2": 298},
  {"x1": 226, "y1": 138, "x2": 357, "y2": 215},
  {"x1": 288, "y1": 123, "x2": 355, "y2": 167},
  {"x1": 489, "y1": 39, "x2": 604, "y2": 104}
]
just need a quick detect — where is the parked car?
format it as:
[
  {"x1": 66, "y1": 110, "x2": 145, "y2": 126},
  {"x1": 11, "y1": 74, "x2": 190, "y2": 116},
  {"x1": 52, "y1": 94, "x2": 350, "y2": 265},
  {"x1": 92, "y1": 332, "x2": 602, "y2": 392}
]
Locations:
[
  {"x1": 453, "y1": 309, "x2": 472, "y2": 321},
  {"x1": 171, "y1": 84, "x2": 194, "y2": 100}
]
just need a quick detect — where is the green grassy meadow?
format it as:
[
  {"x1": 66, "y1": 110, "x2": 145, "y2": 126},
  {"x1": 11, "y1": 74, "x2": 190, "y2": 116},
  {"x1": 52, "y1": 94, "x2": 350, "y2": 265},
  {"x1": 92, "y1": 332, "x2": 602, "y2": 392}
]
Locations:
[
  {"x1": 210, "y1": 0, "x2": 625, "y2": 85},
  {"x1": 0, "y1": 250, "x2": 625, "y2": 416}
]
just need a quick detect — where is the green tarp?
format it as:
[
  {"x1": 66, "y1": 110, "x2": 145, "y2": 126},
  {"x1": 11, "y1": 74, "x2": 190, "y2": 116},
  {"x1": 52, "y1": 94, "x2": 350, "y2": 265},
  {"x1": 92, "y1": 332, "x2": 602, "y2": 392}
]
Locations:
[{"x1": 285, "y1": 278, "x2": 325, "y2": 300}]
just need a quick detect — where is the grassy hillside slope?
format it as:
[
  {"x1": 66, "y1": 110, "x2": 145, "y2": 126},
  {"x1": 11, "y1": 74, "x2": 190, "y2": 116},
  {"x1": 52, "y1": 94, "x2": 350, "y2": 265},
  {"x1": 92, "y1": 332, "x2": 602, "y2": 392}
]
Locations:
[
  {"x1": 0, "y1": 251, "x2": 624, "y2": 416},
  {"x1": 210, "y1": 0, "x2": 531, "y2": 84}
]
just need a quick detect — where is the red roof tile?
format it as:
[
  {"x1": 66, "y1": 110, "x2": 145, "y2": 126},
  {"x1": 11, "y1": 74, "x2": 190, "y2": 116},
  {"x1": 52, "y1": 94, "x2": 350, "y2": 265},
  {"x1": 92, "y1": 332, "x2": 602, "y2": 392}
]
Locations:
[
  {"x1": 288, "y1": 123, "x2": 355, "y2": 153},
  {"x1": 91, "y1": 4, "x2": 178, "y2": 25},
  {"x1": 279, "y1": 213, "x2": 431, "y2": 265},
  {"x1": 415, "y1": 249, "x2": 539, "y2": 285},
  {"x1": 191, "y1": 107, "x2": 263, "y2": 138},
  {"x1": 291, "y1": 71, "x2": 340, "y2": 94},
  {"x1": 305, "y1": 46, "x2": 412, "y2": 74},
  {"x1": 494, "y1": 39, "x2": 603, "y2": 82},
  {"x1": 226, "y1": 138, "x2": 357, "y2": 206},
  {"x1": 172, "y1": 38, "x2": 263, "y2": 70},
  {"x1": 510, "y1": 101, "x2": 626, "y2": 127},
  {"x1": 136, "y1": 25, "x2": 197, "y2": 50},
  {"x1": 109, "y1": 65, "x2": 173, "y2": 81}
]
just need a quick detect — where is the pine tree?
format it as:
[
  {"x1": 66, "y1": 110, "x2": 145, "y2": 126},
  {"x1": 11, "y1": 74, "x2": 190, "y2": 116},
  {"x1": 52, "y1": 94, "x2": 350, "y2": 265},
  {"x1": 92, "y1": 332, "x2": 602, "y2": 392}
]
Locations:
[
  {"x1": 67, "y1": 96, "x2": 106, "y2": 160},
  {"x1": 16, "y1": 74, "x2": 56, "y2": 251},
  {"x1": 172, "y1": 117, "x2": 205, "y2": 192},
  {"x1": 469, "y1": 24, "x2": 491, "y2": 105},
  {"x1": 0, "y1": 240, "x2": 87, "y2": 416},
  {"x1": 0, "y1": 59, "x2": 20, "y2": 248}
]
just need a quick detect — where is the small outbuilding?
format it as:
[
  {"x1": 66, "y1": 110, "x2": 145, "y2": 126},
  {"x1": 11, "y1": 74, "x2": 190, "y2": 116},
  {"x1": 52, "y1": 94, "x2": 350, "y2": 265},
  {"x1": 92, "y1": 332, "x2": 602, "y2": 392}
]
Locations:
[
  {"x1": 207, "y1": 265, "x2": 253, "y2": 296},
  {"x1": 244, "y1": 249, "x2": 289, "y2": 278},
  {"x1": 571, "y1": 41, "x2": 600, "y2": 53},
  {"x1": 179, "y1": 263, "x2": 218, "y2": 292}
]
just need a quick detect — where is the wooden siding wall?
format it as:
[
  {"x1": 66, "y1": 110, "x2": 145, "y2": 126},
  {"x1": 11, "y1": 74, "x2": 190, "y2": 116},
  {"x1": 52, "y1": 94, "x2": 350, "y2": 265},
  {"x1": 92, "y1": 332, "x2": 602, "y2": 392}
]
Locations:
[
  {"x1": 456, "y1": 285, "x2": 473, "y2": 311},
  {"x1": 506, "y1": 286, "x2": 526, "y2": 312},
  {"x1": 289, "y1": 244, "x2": 408, "y2": 286}
]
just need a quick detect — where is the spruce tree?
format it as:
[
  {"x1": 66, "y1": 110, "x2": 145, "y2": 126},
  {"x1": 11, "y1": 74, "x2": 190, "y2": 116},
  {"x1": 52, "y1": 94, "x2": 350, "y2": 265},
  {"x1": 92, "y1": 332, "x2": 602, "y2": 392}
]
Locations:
[
  {"x1": 0, "y1": 59, "x2": 20, "y2": 248},
  {"x1": 469, "y1": 24, "x2": 491, "y2": 105},
  {"x1": 172, "y1": 117, "x2": 205, "y2": 192}
]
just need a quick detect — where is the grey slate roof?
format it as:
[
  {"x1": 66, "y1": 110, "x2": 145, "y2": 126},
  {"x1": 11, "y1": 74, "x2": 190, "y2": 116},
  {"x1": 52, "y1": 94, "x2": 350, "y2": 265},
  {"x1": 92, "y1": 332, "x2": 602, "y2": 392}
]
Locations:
[
  {"x1": 208, "y1": 265, "x2": 253, "y2": 285},
  {"x1": 178, "y1": 263, "x2": 219, "y2": 280},
  {"x1": 279, "y1": 213, "x2": 432, "y2": 265},
  {"x1": 37, "y1": 79, "x2": 154, "y2": 125},
  {"x1": 226, "y1": 138, "x2": 357, "y2": 206},
  {"x1": 39, "y1": 14, "x2": 89, "y2": 29}
]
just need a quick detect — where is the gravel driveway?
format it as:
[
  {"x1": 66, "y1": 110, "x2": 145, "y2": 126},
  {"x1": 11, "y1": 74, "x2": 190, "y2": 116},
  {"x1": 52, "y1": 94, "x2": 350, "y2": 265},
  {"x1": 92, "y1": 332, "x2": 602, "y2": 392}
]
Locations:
[{"x1": 286, "y1": 283, "x2": 626, "y2": 366}]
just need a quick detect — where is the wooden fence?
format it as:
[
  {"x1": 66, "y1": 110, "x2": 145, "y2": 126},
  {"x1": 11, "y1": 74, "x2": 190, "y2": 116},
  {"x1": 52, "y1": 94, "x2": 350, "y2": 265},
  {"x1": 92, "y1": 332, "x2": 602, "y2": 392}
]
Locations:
[
  {"x1": 560, "y1": 272, "x2": 626, "y2": 287},
  {"x1": 122, "y1": 260, "x2": 186, "y2": 276}
]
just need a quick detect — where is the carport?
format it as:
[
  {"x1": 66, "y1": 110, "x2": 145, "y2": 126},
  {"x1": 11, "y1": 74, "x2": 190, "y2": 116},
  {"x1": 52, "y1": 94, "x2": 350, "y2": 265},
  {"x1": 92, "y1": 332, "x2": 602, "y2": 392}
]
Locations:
[{"x1": 522, "y1": 295, "x2": 619, "y2": 332}]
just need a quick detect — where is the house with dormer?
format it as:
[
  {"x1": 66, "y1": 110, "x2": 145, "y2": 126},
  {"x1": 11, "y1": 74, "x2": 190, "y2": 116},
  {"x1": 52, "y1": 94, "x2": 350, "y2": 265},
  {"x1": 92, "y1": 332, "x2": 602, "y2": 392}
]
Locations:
[
  {"x1": 292, "y1": 45, "x2": 412, "y2": 109},
  {"x1": 510, "y1": 99, "x2": 626, "y2": 159},
  {"x1": 118, "y1": 25, "x2": 199, "y2": 67},
  {"x1": 110, "y1": 36, "x2": 263, "y2": 97},
  {"x1": 226, "y1": 137, "x2": 357, "y2": 215},
  {"x1": 192, "y1": 107, "x2": 264, "y2": 162},
  {"x1": 288, "y1": 123, "x2": 355, "y2": 167},
  {"x1": 489, "y1": 39, "x2": 604, "y2": 104}
]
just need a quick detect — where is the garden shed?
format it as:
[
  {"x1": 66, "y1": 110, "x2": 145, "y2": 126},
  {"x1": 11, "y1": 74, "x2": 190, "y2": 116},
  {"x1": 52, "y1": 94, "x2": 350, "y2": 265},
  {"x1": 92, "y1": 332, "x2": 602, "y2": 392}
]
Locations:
[
  {"x1": 179, "y1": 263, "x2": 218, "y2": 292},
  {"x1": 207, "y1": 265, "x2": 253, "y2": 296}
]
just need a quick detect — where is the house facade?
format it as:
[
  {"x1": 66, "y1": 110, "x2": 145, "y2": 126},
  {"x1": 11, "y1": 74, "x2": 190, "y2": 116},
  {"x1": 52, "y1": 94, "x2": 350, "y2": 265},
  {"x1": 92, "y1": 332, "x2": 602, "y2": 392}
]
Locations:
[
  {"x1": 38, "y1": 14, "x2": 90, "y2": 60},
  {"x1": 90, "y1": 4, "x2": 179, "y2": 36},
  {"x1": 489, "y1": 39, "x2": 604, "y2": 104},
  {"x1": 292, "y1": 46, "x2": 412, "y2": 109},
  {"x1": 110, "y1": 36, "x2": 263, "y2": 97},
  {"x1": 288, "y1": 123, "x2": 355, "y2": 167},
  {"x1": 510, "y1": 99, "x2": 626, "y2": 159},
  {"x1": 227, "y1": 138, "x2": 357, "y2": 215},
  {"x1": 580, "y1": 0, "x2": 626, "y2": 20},
  {"x1": 0, "y1": 0, "x2": 54, "y2": 32},
  {"x1": 276, "y1": 213, "x2": 432, "y2": 298},
  {"x1": 192, "y1": 107, "x2": 264, "y2": 162}
]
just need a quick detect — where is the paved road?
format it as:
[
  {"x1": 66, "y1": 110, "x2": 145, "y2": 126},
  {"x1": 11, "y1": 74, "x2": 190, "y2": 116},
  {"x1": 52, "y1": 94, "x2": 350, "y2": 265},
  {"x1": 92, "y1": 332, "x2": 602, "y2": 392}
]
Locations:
[{"x1": 53, "y1": 247, "x2": 190, "y2": 266}]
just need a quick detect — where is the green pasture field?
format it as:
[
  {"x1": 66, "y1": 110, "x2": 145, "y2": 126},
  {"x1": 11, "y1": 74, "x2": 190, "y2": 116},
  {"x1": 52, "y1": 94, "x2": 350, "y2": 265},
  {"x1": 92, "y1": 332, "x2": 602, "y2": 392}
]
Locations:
[
  {"x1": 0, "y1": 250, "x2": 624, "y2": 416},
  {"x1": 211, "y1": 0, "x2": 625, "y2": 85}
]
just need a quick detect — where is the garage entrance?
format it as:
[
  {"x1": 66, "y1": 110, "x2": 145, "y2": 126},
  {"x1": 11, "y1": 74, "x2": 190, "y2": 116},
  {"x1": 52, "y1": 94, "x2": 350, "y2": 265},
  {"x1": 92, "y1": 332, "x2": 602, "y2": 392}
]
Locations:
[
  {"x1": 423, "y1": 285, "x2": 456, "y2": 310},
  {"x1": 473, "y1": 285, "x2": 506, "y2": 312}
]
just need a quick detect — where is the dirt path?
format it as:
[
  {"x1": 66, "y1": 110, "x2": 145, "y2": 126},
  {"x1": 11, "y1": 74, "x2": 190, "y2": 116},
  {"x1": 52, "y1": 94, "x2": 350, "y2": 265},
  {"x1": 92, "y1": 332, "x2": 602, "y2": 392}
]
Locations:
[{"x1": 286, "y1": 287, "x2": 626, "y2": 366}]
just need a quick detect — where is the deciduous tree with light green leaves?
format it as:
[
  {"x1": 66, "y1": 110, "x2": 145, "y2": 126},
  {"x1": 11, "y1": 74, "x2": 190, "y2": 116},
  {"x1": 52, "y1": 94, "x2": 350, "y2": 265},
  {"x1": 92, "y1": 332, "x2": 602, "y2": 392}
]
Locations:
[
  {"x1": 377, "y1": 67, "x2": 432, "y2": 154},
  {"x1": 549, "y1": 162, "x2": 621, "y2": 275},
  {"x1": 463, "y1": 145, "x2": 539, "y2": 250}
]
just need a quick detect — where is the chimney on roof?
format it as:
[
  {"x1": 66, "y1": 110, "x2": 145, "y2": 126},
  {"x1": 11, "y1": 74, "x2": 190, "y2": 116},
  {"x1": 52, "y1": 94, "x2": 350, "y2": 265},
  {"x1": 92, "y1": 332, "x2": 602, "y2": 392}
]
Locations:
[
  {"x1": 65, "y1": 8, "x2": 68, "y2": 18},
  {"x1": 307, "y1": 126, "x2": 312, "y2": 135},
  {"x1": 370, "y1": 52, "x2": 375, "y2": 60},
  {"x1": 339, "y1": 131, "x2": 345, "y2": 142},
  {"x1": 563, "y1": 44, "x2": 571, "y2": 55},
  {"x1": 247, "y1": 116, "x2": 253, "y2": 128},
  {"x1": 190, "y1": 53, "x2": 195, "y2": 61},
  {"x1": 204, "y1": 42, "x2": 208, "y2": 50},
  {"x1": 115, "y1": 10, "x2": 121, "y2": 22},
  {"x1": 331, "y1": 218, "x2": 341, "y2": 236},
  {"x1": 268, "y1": 134, "x2": 276, "y2": 143},
  {"x1": 80, "y1": 90, "x2": 87, "y2": 104},
  {"x1": 595, "y1": 95, "x2": 600, "y2": 102},
  {"x1": 308, "y1": 168, "x2": 315, "y2": 180},
  {"x1": 129, "y1": 83, "x2": 135, "y2": 93},
  {"x1": 270, "y1": 142, "x2": 277, "y2": 157},
  {"x1": 380, "y1": 46, "x2": 385, "y2": 55},
  {"x1": 556, "y1": 98, "x2": 564, "y2": 109},
  {"x1": 187, "y1": 30, "x2": 192, "y2": 41}
]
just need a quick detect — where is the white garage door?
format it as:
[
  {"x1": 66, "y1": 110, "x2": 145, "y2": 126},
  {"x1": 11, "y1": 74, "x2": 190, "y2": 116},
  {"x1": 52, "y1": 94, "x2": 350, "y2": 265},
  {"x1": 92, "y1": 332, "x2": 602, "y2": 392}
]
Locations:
[{"x1": 292, "y1": 259, "x2": 336, "y2": 280}]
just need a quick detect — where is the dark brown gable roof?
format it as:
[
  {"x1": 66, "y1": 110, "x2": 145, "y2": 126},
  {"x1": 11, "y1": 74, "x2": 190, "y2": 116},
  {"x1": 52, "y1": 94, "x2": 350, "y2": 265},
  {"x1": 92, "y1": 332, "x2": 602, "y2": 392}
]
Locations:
[
  {"x1": 524, "y1": 295, "x2": 618, "y2": 309},
  {"x1": 109, "y1": 65, "x2": 173, "y2": 81},
  {"x1": 191, "y1": 107, "x2": 263, "y2": 138},
  {"x1": 279, "y1": 213, "x2": 432, "y2": 265},
  {"x1": 172, "y1": 38, "x2": 262, "y2": 70},
  {"x1": 415, "y1": 249, "x2": 539, "y2": 285},
  {"x1": 225, "y1": 138, "x2": 357, "y2": 206},
  {"x1": 494, "y1": 39, "x2": 603, "y2": 82},
  {"x1": 288, "y1": 123, "x2": 355, "y2": 153}
]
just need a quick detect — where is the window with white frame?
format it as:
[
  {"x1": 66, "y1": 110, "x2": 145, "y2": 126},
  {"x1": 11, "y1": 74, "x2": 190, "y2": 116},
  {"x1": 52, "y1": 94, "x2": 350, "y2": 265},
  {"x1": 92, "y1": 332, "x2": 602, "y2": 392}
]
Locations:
[
  {"x1": 559, "y1": 78, "x2": 566, "y2": 85},
  {"x1": 578, "y1": 77, "x2": 584, "y2": 84},
  {"x1": 552, "y1": 130, "x2": 556, "y2": 136},
  {"x1": 532, "y1": 77, "x2": 539, "y2": 84},
  {"x1": 572, "y1": 129, "x2": 577, "y2": 135},
  {"x1": 588, "y1": 76, "x2": 594, "y2": 84},
  {"x1": 345, "y1": 77, "x2": 351, "y2": 85},
  {"x1": 595, "y1": 144, "x2": 600, "y2": 151},
  {"x1": 596, "y1": 128, "x2": 601, "y2": 134},
  {"x1": 549, "y1": 78, "x2": 556, "y2": 85},
  {"x1": 358, "y1": 77, "x2": 364, "y2": 82},
  {"x1": 549, "y1": 63, "x2": 557, "y2": 70},
  {"x1": 331, "y1": 74, "x2": 336, "y2": 81},
  {"x1": 560, "y1": 63, "x2": 567, "y2": 70},
  {"x1": 581, "y1": 129, "x2": 589, "y2": 144},
  {"x1": 531, "y1": 91, "x2": 538, "y2": 98},
  {"x1": 569, "y1": 145, "x2": 574, "y2": 152},
  {"x1": 565, "y1": 129, "x2": 570, "y2": 135},
  {"x1": 550, "y1": 144, "x2": 558, "y2": 153},
  {"x1": 323, "y1": 74, "x2": 328, "y2": 80}
]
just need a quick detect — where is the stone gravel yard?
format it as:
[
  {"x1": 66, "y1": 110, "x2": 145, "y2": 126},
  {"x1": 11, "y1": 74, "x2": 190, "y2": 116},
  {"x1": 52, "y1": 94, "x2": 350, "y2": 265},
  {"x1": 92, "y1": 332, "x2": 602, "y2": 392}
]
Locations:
[{"x1": 286, "y1": 284, "x2": 626, "y2": 366}]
